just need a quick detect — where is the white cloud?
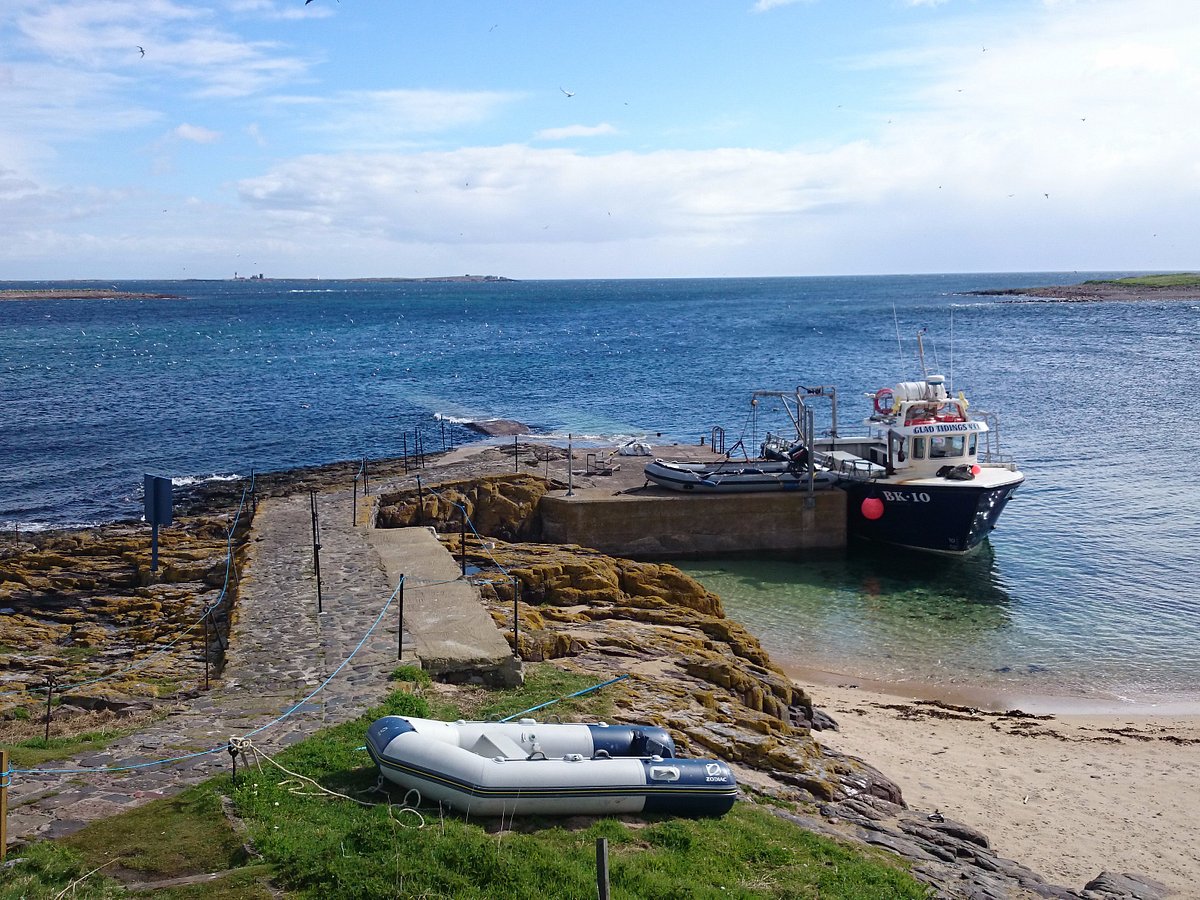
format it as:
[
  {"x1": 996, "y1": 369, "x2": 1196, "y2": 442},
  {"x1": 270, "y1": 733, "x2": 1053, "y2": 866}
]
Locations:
[
  {"x1": 280, "y1": 89, "x2": 525, "y2": 148},
  {"x1": 751, "y1": 0, "x2": 807, "y2": 12},
  {"x1": 173, "y1": 123, "x2": 221, "y2": 143},
  {"x1": 534, "y1": 123, "x2": 619, "y2": 141}
]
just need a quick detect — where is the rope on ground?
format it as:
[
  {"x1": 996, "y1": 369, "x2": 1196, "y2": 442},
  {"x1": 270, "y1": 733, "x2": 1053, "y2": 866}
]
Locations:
[{"x1": 231, "y1": 736, "x2": 425, "y2": 828}]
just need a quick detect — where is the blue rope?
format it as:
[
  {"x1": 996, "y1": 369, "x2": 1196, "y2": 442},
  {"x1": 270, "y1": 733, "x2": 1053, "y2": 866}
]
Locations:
[{"x1": 499, "y1": 675, "x2": 629, "y2": 722}]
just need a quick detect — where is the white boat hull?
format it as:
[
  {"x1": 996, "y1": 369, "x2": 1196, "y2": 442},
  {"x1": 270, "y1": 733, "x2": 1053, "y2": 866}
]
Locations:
[{"x1": 365, "y1": 716, "x2": 738, "y2": 817}]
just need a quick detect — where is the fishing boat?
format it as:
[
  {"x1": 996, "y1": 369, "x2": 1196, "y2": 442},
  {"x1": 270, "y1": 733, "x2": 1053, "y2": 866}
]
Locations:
[
  {"x1": 826, "y1": 372, "x2": 1024, "y2": 555},
  {"x1": 365, "y1": 715, "x2": 738, "y2": 817},
  {"x1": 640, "y1": 336, "x2": 1023, "y2": 554}
]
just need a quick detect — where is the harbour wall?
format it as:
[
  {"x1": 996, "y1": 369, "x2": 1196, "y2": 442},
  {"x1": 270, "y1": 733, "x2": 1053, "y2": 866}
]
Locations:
[{"x1": 539, "y1": 488, "x2": 846, "y2": 559}]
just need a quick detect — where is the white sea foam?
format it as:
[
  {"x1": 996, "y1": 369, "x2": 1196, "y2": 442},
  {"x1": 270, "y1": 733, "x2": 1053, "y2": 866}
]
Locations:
[{"x1": 171, "y1": 473, "x2": 244, "y2": 487}]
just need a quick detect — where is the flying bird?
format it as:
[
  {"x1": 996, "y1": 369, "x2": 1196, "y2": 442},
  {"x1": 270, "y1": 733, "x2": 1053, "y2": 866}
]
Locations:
[
  {"x1": 560, "y1": 87, "x2": 575, "y2": 98},
  {"x1": 137, "y1": 46, "x2": 144, "y2": 57}
]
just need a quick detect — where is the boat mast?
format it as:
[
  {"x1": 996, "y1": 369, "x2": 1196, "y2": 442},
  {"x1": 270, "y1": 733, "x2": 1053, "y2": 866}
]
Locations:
[{"x1": 916, "y1": 330, "x2": 929, "y2": 387}]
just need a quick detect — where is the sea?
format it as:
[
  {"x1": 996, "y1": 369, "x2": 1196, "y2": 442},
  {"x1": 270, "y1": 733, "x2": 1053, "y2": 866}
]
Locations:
[{"x1": 3, "y1": 274, "x2": 1198, "y2": 710}]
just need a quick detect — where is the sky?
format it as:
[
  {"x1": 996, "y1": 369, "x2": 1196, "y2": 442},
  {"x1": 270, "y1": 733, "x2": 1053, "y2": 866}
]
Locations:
[{"x1": 1, "y1": 0, "x2": 1198, "y2": 280}]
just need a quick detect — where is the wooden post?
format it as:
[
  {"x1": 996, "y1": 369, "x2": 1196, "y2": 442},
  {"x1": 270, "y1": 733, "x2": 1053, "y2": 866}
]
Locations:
[
  {"x1": 44, "y1": 675, "x2": 54, "y2": 742},
  {"x1": 203, "y1": 614, "x2": 210, "y2": 691},
  {"x1": 397, "y1": 575, "x2": 405, "y2": 660},
  {"x1": 310, "y1": 490, "x2": 323, "y2": 613},
  {"x1": 460, "y1": 506, "x2": 467, "y2": 576},
  {"x1": 1, "y1": 748, "x2": 9, "y2": 862},
  {"x1": 512, "y1": 576, "x2": 520, "y2": 656},
  {"x1": 596, "y1": 837, "x2": 610, "y2": 900}
]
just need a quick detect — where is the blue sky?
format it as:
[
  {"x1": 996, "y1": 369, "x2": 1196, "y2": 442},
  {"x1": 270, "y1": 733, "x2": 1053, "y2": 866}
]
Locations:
[{"x1": 2, "y1": 0, "x2": 1197, "y2": 279}]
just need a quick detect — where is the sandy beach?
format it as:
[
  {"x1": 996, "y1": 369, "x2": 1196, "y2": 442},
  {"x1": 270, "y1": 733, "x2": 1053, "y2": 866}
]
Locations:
[{"x1": 793, "y1": 667, "x2": 1200, "y2": 894}]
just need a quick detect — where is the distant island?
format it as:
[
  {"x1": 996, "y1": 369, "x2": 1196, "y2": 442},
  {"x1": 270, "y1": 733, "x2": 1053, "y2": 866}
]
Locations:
[
  {"x1": 0, "y1": 288, "x2": 182, "y2": 302},
  {"x1": 0, "y1": 275, "x2": 516, "y2": 302},
  {"x1": 964, "y1": 273, "x2": 1200, "y2": 303}
]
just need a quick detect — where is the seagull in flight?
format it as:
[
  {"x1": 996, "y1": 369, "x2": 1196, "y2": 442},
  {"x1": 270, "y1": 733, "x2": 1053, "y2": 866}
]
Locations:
[
  {"x1": 137, "y1": 46, "x2": 144, "y2": 57},
  {"x1": 560, "y1": 87, "x2": 575, "y2": 98}
]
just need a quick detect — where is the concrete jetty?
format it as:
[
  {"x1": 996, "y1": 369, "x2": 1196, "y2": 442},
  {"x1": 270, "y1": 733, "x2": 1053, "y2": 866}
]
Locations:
[{"x1": 5, "y1": 483, "x2": 517, "y2": 846}]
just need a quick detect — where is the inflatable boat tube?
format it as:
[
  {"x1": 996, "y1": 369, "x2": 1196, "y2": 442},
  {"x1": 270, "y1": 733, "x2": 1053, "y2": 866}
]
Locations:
[{"x1": 365, "y1": 715, "x2": 737, "y2": 817}]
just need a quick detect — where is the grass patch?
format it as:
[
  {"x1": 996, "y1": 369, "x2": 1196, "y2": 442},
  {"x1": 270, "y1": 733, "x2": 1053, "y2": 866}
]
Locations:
[
  {"x1": 469, "y1": 664, "x2": 618, "y2": 722},
  {"x1": 61, "y1": 783, "x2": 251, "y2": 878},
  {"x1": 16, "y1": 666, "x2": 929, "y2": 898},
  {"x1": 389, "y1": 664, "x2": 432, "y2": 687},
  {"x1": 6, "y1": 727, "x2": 130, "y2": 768},
  {"x1": 0, "y1": 841, "x2": 124, "y2": 899},
  {"x1": 1085, "y1": 273, "x2": 1200, "y2": 287}
]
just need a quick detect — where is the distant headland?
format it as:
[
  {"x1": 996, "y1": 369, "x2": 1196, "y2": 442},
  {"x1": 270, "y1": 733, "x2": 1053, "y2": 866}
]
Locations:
[
  {"x1": 0, "y1": 288, "x2": 183, "y2": 302},
  {"x1": 0, "y1": 275, "x2": 516, "y2": 302},
  {"x1": 964, "y1": 273, "x2": 1200, "y2": 303}
]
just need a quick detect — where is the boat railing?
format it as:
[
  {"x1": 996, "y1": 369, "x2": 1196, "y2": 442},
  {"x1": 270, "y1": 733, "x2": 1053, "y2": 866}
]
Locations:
[
  {"x1": 709, "y1": 425, "x2": 726, "y2": 455},
  {"x1": 814, "y1": 449, "x2": 886, "y2": 481},
  {"x1": 972, "y1": 410, "x2": 1017, "y2": 467}
]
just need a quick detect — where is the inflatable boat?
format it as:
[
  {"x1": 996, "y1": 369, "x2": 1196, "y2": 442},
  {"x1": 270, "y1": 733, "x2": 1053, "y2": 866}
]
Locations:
[{"x1": 365, "y1": 715, "x2": 738, "y2": 817}]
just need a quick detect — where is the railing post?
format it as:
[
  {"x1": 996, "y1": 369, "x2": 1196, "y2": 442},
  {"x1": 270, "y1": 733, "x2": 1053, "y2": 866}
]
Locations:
[
  {"x1": 512, "y1": 576, "x2": 520, "y2": 655},
  {"x1": 44, "y1": 674, "x2": 54, "y2": 741},
  {"x1": 460, "y1": 505, "x2": 467, "y2": 576},
  {"x1": 397, "y1": 575, "x2": 405, "y2": 660},
  {"x1": 1, "y1": 748, "x2": 8, "y2": 862},
  {"x1": 203, "y1": 614, "x2": 210, "y2": 691},
  {"x1": 566, "y1": 434, "x2": 575, "y2": 497},
  {"x1": 352, "y1": 474, "x2": 358, "y2": 527},
  {"x1": 416, "y1": 476, "x2": 423, "y2": 525},
  {"x1": 310, "y1": 490, "x2": 323, "y2": 613},
  {"x1": 596, "y1": 837, "x2": 610, "y2": 900}
]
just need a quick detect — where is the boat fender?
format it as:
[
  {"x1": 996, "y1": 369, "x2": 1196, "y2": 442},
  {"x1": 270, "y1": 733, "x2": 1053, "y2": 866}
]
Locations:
[{"x1": 861, "y1": 497, "x2": 885, "y2": 520}]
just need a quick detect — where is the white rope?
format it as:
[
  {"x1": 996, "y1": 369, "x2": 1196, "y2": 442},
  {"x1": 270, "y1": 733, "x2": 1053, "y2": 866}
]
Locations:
[{"x1": 229, "y1": 736, "x2": 426, "y2": 828}]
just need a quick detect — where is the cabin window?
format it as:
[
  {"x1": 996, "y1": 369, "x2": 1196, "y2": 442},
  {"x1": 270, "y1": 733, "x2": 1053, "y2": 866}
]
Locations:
[
  {"x1": 912, "y1": 437, "x2": 926, "y2": 459},
  {"x1": 891, "y1": 434, "x2": 908, "y2": 463},
  {"x1": 968, "y1": 434, "x2": 978, "y2": 457},
  {"x1": 929, "y1": 435, "x2": 966, "y2": 459}
]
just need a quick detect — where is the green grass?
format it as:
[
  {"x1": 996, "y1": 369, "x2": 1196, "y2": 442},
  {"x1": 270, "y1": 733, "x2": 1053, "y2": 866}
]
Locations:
[
  {"x1": 6, "y1": 727, "x2": 131, "y2": 768},
  {"x1": 11, "y1": 666, "x2": 929, "y2": 899},
  {"x1": 471, "y1": 665, "x2": 617, "y2": 722},
  {"x1": 1084, "y1": 272, "x2": 1200, "y2": 287},
  {"x1": 0, "y1": 841, "x2": 125, "y2": 900},
  {"x1": 61, "y1": 783, "x2": 251, "y2": 878}
]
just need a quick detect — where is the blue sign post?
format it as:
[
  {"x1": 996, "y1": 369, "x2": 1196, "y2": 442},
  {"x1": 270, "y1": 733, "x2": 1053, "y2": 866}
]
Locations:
[{"x1": 144, "y1": 474, "x2": 173, "y2": 572}]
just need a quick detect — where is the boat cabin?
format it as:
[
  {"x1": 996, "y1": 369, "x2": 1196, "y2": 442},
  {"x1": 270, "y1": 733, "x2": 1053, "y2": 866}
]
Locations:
[{"x1": 867, "y1": 374, "x2": 988, "y2": 478}]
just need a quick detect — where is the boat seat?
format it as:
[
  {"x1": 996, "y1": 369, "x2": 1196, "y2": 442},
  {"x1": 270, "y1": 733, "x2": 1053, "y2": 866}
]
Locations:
[{"x1": 469, "y1": 732, "x2": 530, "y2": 760}]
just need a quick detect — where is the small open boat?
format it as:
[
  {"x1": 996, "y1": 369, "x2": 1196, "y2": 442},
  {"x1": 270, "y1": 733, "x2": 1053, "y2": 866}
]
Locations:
[
  {"x1": 644, "y1": 457, "x2": 837, "y2": 493},
  {"x1": 365, "y1": 715, "x2": 738, "y2": 817}
]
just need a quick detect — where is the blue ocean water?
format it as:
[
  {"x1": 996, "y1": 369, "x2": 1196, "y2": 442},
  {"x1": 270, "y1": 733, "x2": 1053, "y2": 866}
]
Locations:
[{"x1": 3, "y1": 274, "x2": 1198, "y2": 704}]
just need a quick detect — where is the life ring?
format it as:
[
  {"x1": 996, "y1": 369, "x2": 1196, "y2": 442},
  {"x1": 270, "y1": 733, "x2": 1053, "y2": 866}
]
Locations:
[{"x1": 873, "y1": 388, "x2": 895, "y2": 415}]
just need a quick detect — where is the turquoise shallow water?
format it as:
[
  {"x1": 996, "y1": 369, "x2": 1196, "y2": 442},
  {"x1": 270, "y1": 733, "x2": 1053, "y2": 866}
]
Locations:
[{"x1": 3, "y1": 273, "x2": 1198, "y2": 703}]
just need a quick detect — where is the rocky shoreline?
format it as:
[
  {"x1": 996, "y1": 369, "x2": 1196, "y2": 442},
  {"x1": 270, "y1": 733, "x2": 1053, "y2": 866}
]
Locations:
[
  {"x1": 1, "y1": 447, "x2": 1168, "y2": 899},
  {"x1": 963, "y1": 281, "x2": 1200, "y2": 303}
]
